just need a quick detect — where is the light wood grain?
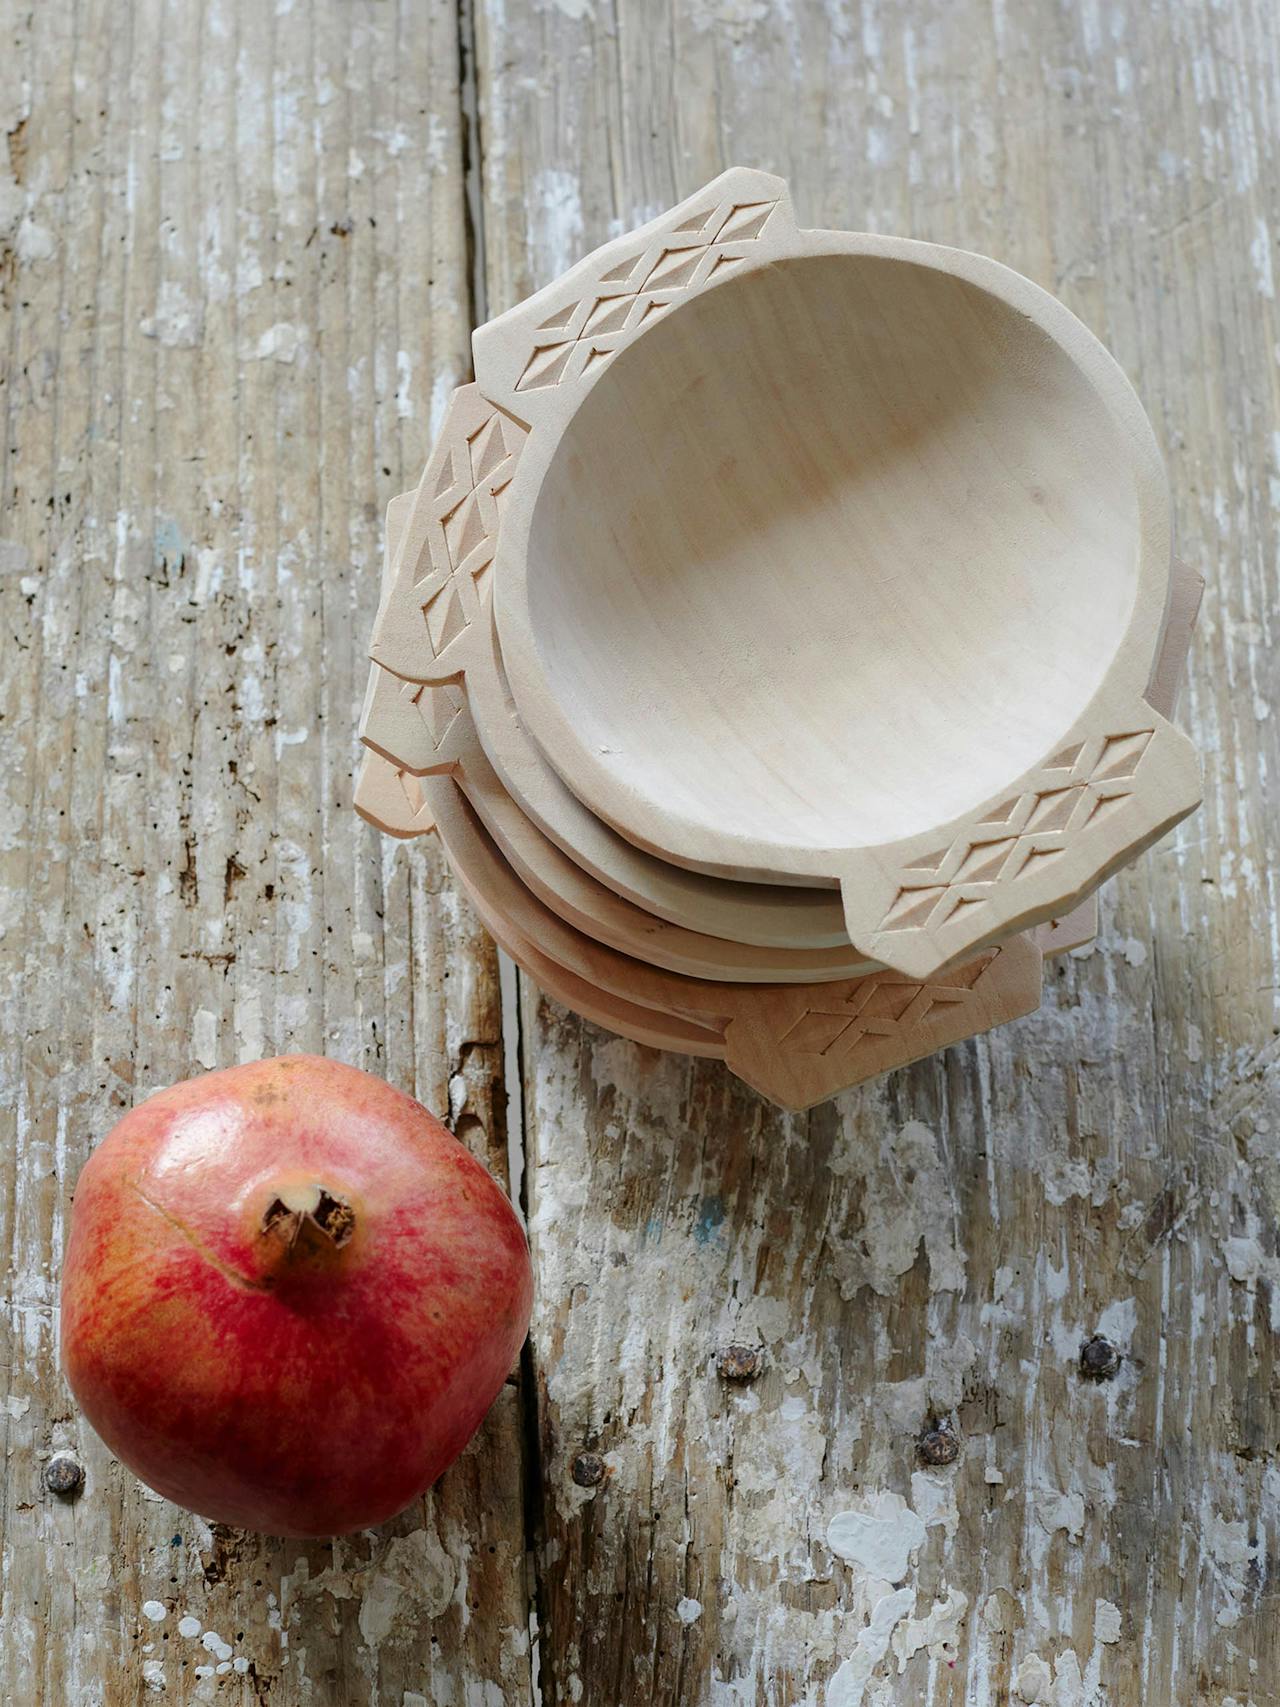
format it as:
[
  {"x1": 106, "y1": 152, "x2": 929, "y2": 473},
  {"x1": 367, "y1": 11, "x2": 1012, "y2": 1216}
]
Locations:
[
  {"x1": 0, "y1": 2, "x2": 532, "y2": 1702},
  {"x1": 360, "y1": 489, "x2": 1048, "y2": 1107},
  {"x1": 361, "y1": 651, "x2": 874, "y2": 972},
  {"x1": 420, "y1": 774, "x2": 1048, "y2": 1108},
  {"x1": 475, "y1": 0, "x2": 1280, "y2": 1702}
]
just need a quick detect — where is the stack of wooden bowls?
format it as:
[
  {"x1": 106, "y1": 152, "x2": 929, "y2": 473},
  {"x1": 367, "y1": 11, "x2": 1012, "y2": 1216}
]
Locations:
[{"x1": 356, "y1": 169, "x2": 1202, "y2": 1110}]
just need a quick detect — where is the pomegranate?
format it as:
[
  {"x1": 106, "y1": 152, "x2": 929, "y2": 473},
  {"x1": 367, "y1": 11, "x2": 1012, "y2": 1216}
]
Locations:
[{"x1": 60, "y1": 1055, "x2": 532, "y2": 1537}]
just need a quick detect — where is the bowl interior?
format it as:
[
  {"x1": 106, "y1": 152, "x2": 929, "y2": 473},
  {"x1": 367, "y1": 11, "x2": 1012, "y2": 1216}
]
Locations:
[{"x1": 524, "y1": 251, "x2": 1144, "y2": 851}]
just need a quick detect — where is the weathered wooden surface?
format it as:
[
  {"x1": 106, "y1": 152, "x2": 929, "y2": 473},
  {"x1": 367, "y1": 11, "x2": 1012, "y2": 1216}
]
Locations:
[
  {"x1": 478, "y1": 1, "x2": 1280, "y2": 1704},
  {"x1": 0, "y1": 1, "x2": 531, "y2": 1701},
  {"x1": 2, "y1": 0, "x2": 1278, "y2": 1703}
]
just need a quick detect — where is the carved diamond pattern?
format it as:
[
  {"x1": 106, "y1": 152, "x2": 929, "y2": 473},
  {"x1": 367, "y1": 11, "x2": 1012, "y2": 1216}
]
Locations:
[
  {"x1": 364, "y1": 647, "x2": 469, "y2": 776},
  {"x1": 513, "y1": 198, "x2": 779, "y2": 392},
  {"x1": 876, "y1": 731, "x2": 1156, "y2": 936},
  {"x1": 397, "y1": 768, "x2": 428, "y2": 819},
  {"x1": 423, "y1": 581, "x2": 467, "y2": 654},
  {"x1": 779, "y1": 1009, "x2": 861, "y2": 1055},
  {"x1": 389, "y1": 394, "x2": 528, "y2": 672},
  {"x1": 779, "y1": 953, "x2": 999, "y2": 1058},
  {"x1": 389, "y1": 675, "x2": 465, "y2": 753}
]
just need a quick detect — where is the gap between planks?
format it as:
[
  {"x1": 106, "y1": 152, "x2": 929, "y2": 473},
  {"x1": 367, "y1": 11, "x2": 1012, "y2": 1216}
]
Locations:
[{"x1": 455, "y1": 1, "x2": 547, "y2": 1699}]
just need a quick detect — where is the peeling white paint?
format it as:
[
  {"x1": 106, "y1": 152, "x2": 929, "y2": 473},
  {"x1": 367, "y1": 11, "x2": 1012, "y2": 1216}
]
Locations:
[
  {"x1": 1014, "y1": 1652, "x2": 1052, "y2": 1702},
  {"x1": 253, "y1": 322, "x2": 305, "y2": 363},
  {"x1": 1035, "y1": 1489, "x2": 1085, "y2": 1541},
  {"x1": 396, "y1": 350, "x2": 414, "y2": 420},
  {"x1": 1251, "y1": 217, "x2": 1275, "y2": 300},
  {"x1": 16, "y1": 218, "x2": 55, "y2": 262},
  {"x1": 283, "y1": 1528, "x2": 456, "y2": 1651},
  {"x1": 1094, "y1": 1598, "x2": 1122, "y2": 1643},
  {"x1": 827, "y1": 1586, "x2": 914, "y2": 1706},
  {"x1": 1203, "y1": 1498, "x2": 1261, "y2": 1629},
  {"x1": 828, "y1": 1491, "x2": 926, "y2": 1583},
  {"x1": 892, "y1": 1588, "x2": 968, "y2": 1671},
  {"x1": 192, "y1": 1008, "x2": 218, "y2": 1070},
  {"x1": 234, "y1": 986, "x2": 265, "y2": 1065},
  {"x1": 1224, "y1": 1234, "x2": 1274, "y2": 1284},
  {"x1": 910, "y1": 1470, "x2": 959, "y2": 1540},
  {"x1": 139, "y1": 280, "x2": 202, "y2": 347},
  {"x1": 527, "y1": 170, "x2": 584, "y2": 284},
  {"x1": 828, "y1": 1120, "x2": 966, "y2": 1295}
]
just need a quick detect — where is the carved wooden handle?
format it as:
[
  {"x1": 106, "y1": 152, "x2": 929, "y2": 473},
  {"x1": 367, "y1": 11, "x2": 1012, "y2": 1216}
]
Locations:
[
  {"x1": 716, "y1": 935, "x2": 1045, "y2": 1109},
  {"x1": 361, "y1": 475, "x2": 479, "y2": 779},
  {"x1": 369, "y1": 173, "x2": 798, "y2": 690},
  {"x1": 837, "y1": 701, "x2": 1201, "y2": 980},
  {"x1": 369, "y1": 384, "x2": 527, "y2": 686},
  {"x1": 359, "y1": 662, "x2": 471, "y2": 777},
  {"x1": 471, "y1": 168, "x2": 795, "y2": 422}
]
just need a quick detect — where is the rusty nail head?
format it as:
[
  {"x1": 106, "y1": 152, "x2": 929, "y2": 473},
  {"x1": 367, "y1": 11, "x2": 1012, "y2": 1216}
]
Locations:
[
  {"x1": 716, "y1": 1343, "x2": 764, "y2": 1381},
  {"x1": 44, "y1": 1453, "x2": 85, "y2": 1498},
  {"x1": 571, "y1": 1451, "x2": 605, "y2": 1488},
  {"x1": 1080, "y1": 1335, "x2": 1122, "y2": 1379},
  {"x1": 917, "y1": 1427, "x2": 960, "y2": 1466}
]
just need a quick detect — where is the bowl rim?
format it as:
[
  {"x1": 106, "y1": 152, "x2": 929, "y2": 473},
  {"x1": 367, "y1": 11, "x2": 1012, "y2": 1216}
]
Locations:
[{"x1": 488, "y1": 193, "x2": 1173, "y2": 881}]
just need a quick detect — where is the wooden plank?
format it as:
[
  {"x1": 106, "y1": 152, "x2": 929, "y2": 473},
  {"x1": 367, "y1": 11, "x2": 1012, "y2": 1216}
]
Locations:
[
  {"x1": 474, "y1": 1, "x2": 1280, "y2": 1702},
  {"x1": 0, "y1": 1, "x2": 533, "y2": 1701}
]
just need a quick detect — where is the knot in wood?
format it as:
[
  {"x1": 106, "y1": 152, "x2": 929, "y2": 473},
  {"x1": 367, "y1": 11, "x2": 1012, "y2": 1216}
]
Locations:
[{"x1": 1080, "y1": 1334, "x2": 1122, "y2": 1379}]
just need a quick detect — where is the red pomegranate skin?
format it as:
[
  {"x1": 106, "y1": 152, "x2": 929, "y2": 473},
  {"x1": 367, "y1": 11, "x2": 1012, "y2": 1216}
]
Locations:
[{"x1": 60, "y1": 1055, "x2": 532, "y2": 1537}]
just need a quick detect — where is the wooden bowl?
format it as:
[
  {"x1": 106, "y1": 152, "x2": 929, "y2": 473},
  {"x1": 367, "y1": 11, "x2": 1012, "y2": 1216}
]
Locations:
[{"x1": 477, "y1": 169, "x2": 1202, "y2": 979}]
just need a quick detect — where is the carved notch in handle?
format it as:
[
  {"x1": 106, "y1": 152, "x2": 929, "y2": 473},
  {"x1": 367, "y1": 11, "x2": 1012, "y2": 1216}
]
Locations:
[
  {"x1": 369, "y1": 383, "x2": 527, "y2": 686},
  {"x1": 354, "y1": 749, "x2": 437, "y2": 840}
]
